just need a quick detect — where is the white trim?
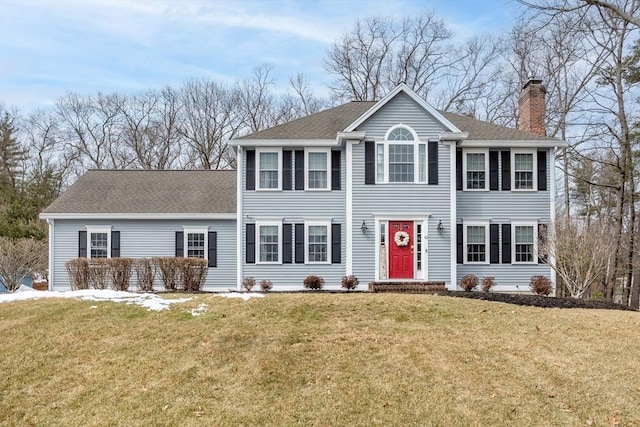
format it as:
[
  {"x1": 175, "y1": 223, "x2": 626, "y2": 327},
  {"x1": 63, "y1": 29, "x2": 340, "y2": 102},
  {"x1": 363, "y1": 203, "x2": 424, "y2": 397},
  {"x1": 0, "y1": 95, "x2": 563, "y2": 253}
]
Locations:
[
  {"x1": 384, "y1": 123, "x2": 419, "y2": 141},
  {"x1": 230, "y1": 139, "x2": 338, "y2": 147},
  {"x1": 373, "y1": 216, "x2": 431, "y2": 281},
  {"x1": 375, "y1": 130, "x2": 426, "y2": 184},
  {"x1": 86, "y1": 226, "x2": 112, "y2": 259},
  {"x1": 549, "y1": 148, "x2": 557, "y2": 292},
  {"x1": 337, "y1": 132, "x2": 366, "y2": 144},
  {"x1": 40, "y1": 213, "x2": 236, "y2": 220},
  {"x1": 463, "y1": 221, "x2": 490, "y2": 265},
  {"x1": 256, "y1": 148, "x2": 282, "y2": 191},
  {"x1": 450, "y1": 143, "x2": 457, "y2": 290},
  {"x1": 182, "y1": 226, "x2": 209, "y2": 260},
  {"x1": 373, "y1": 213, "x2": 432, "y2": 221},
  {"x1": 304, "y1": 220, "x2": 332, "y2": 264},
  {"x1": 460, "y1": 140, "x2": 567, "y2": 148},
  {"x1": 511, "y1": 149, "x2": 537, "y2": 192},
  {"x1": 346, "y1": 142, "x2": 353, "y2": 275},
  {"x1": 236, "y1": 146, "x2": 243, "y2": 291},
  {"x1": 345, "y1": 83, "x2": 463, "y2": 134},
  {"x1": 511, "y1": 221, "x2": 538, "y2": 264},
  {"x1": 439, "y1": 132, "x2": 468, "y2": 141},
  {"x1": 305, "y1": 148, "x2": 331, "y2": 191},
  {"x1": 462, "y1": 148, "x2": 489, "y2": 191},
  {"x1": 47, "y1": 219, "x2": 54, "y2": 290},
  {"x1": 256, "y1": 220, "x2": 283, "y2": 264}
]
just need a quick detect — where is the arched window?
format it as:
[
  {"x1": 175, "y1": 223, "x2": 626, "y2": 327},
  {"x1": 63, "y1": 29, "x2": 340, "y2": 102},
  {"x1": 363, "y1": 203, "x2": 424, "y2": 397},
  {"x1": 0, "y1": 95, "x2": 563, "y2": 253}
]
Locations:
[{"x1": 376, "y1": 125, "x2": 426, "y2": 183}]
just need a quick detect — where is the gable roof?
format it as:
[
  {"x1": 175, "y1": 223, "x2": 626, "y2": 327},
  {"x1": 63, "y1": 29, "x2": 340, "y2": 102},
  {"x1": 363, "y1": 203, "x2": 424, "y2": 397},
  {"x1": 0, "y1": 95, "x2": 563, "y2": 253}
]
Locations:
[
  {"x1": 41, "y1": 170, "x2": 236, "y2": 218},
  {"x1": 235, "y1": 85, "x2": 558, "y2": 143}
]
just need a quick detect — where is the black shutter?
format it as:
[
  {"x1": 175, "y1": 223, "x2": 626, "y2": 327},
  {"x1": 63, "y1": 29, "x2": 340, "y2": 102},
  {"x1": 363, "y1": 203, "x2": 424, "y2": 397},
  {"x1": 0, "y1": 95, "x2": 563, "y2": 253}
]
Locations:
[
  {"x1": 456, "y1": 224, "x2": 463, "y2": 264},
  {"x1": 537, "y1": 150, "x2": 547, "y2": 191},
  {"x1": 295, "y1": 150, "x2": 304, "y2": 190},
  {"x1": 501, "y1": 224, "x2": 511, "y2": 264},
  {"x1": 246, "y1": 224, "x2": 255, "y2": 264},
  {"x1": 364, "y1": 140, "x2": 375, "y2": 185},
  {"x1": 283, "y1": 224, "x2": 292, "y2": 264},
  {"x1": 295, "y1": 223, "x2": 305, "y2": 263},
  {"x1": 175, "y1": 231, "x2": 184, "y2": 257},
  {"x1": 428, "y1": 140, "x2": 438, "y2": 185},
  {"x1": 208, "y1": 231, "x2": 217, "y2": 267},
  {"x1": 331, "y1": 150, "x2": 341, "y2": 190},
  {"x1": 283, "y1": 150, "x2": 292, "y2": 191},
  {"x1": 538, "y1": 223, "x2": 548, "y2": 264},
  {"x1": 111, "y1": 231, "x2": 120, "y2": 258},
  {"x1": 490, "y1": 224, "x2": 499, "y2": 264},
  {"x1": 78, "y1": 231, "x2": 87, "y2": 258},
  {"x1": 246, "y1": 150, "x2": 255, "y2": 190},
  {"x1": 456, "y1": 148, "x2": 463, "y2": 191},
  {"x1": 331, "y1": 223, "x2": 341, "y2": 264},
  {"x1": 501, "y1": 150, "x2": 511, "y2": 191},
  {"x1": 489, "y1": 151, "x2": 499, "y2": 191}
]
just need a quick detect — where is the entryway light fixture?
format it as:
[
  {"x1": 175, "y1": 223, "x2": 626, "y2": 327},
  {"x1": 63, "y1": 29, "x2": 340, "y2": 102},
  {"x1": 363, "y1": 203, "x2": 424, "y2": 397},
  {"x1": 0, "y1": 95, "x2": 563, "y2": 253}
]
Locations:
[
  {"x1": 360, "y1": 220, "x2": 368, "y2": 235},
  {"x1": 437, "y1": 220, "x2": 444, "y2": 234}
]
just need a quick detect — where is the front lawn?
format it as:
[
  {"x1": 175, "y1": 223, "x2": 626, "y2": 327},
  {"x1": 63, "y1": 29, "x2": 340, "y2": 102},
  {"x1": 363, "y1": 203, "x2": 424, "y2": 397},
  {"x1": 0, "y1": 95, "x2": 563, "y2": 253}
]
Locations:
[{"x1": 1, "y1": 293, "x2": 639, "y2": 426}]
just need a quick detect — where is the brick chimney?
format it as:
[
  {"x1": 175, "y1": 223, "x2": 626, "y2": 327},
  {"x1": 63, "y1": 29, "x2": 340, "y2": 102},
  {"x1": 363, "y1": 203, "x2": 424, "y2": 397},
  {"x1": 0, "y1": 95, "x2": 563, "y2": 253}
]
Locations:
[{"x1": 518, "y1": 78, "x2": 547, "y2": 137}]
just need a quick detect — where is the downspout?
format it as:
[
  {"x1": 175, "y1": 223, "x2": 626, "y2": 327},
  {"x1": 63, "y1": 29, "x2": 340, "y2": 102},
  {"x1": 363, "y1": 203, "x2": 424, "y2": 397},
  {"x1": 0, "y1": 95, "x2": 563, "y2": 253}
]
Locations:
[{"x1": 47, "y1": 219, "x2": 54, "y2": 290}]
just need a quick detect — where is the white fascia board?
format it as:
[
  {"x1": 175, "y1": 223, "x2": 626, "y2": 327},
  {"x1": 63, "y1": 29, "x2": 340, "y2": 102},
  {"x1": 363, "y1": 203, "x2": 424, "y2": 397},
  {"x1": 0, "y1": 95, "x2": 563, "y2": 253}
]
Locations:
[
  {"x1": 39, "y1": 213, "x2": 237, "y2": 220},
  {"x1": 229, "y1": 139, "x2": 338, "y2": 147},
  {"x1": 336, "y1": 131, "x2": 366, "y2": 144},
  {"x1": 440, "y1": 132, "x2": 468, "y2": 142},
  {"x1": 344, "y1": 83, "x2": 462, "y2": 133},
  {"x1": 460, "y1": 139, "x2": 568, "y2": 148}
]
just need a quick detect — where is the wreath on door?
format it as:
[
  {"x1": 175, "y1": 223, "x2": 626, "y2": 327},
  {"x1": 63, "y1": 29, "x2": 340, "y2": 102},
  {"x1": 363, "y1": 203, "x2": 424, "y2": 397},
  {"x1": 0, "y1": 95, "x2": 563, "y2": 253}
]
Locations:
[{"x1": 394, "y1": 231, "x2": 410, "y2": 247}]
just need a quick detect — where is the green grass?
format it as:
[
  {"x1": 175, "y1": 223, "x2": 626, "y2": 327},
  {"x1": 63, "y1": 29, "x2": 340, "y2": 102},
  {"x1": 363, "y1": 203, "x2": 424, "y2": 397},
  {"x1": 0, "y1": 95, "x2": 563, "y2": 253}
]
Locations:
[{"x1": 1, "y1": 293, "x2": 639, "y2": 426}]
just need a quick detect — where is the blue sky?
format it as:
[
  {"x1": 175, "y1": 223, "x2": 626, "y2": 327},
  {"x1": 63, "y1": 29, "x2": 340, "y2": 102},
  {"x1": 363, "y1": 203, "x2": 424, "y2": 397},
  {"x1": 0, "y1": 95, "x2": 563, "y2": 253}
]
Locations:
[{"x1": 0, "y1": 0, "x2": 522, "y2": 114}]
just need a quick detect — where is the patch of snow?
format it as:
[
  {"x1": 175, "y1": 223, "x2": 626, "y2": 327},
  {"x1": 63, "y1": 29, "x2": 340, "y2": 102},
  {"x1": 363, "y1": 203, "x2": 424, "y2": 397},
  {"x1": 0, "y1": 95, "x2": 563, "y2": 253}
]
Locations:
[
  {"x1": 15, "y1": 284, "x2": 34, "y2": 292},
  {"x1": 218, "y1": 292, "x2": 265, "y2": 301},
  {"x1": 190, "y1": 303, "x2": 208, "y2": 316},
  {"x1": 0, "y1": 289, "x2": 192, "y2": 311}
]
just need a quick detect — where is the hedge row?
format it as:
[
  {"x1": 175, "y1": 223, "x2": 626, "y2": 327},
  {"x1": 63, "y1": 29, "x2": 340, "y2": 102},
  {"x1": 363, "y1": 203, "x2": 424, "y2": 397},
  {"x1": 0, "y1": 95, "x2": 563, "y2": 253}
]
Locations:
[{"x1": 65, "y1": 257, "x2": 208, "y2": 292}]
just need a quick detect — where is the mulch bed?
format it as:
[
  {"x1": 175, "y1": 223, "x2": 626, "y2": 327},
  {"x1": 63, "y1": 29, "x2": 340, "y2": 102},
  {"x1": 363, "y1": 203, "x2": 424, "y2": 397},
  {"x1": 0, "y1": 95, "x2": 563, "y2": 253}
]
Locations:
[{"x1": 441, "y1": 291, "x2": 638, "y2": 311}]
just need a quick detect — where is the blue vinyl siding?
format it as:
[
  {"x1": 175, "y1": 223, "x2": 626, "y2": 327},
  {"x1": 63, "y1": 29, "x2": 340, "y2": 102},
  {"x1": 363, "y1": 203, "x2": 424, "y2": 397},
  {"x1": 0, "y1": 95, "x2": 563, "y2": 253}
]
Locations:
[{"x1": 51, "y1": 219, "x2": 236, "y2": 291}]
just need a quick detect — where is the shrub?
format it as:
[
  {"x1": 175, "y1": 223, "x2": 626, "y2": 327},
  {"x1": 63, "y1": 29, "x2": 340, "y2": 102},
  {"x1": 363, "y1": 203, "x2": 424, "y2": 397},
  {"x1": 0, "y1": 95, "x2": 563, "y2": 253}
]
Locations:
[
  {"x1": 341, "y1": 275, "x2": 359, "y2": 290},
  {"x1": 303, "y1": 275, "x2": 325, "y2": 290},
  {"x1": 180, "y1": 258, "x2": 207, "y2": 292},
  {"x1": 260, "y1": 279, "x2": 273, "y2": 292},
  {"x1": 110, "y1": 258, "x2": 133, "y2": 291},
  {"x1": 66, "y1": 258, "x2": 90, "y2": 290},
  {"x1": 481, "y1": 276, "x2": 496, "y2": 292},
  {"x1": 154, "y1": 257, "x2": 180, "y2": 291},
  {"x1": 530, "y1": 275, "x2": 553, "y2": 296},
  {"x1": 87, "y1": 259, "x2": 111, "y2": 289},
  {"x1": 460, "y1": 274, "x2": 478, "y2": 292},
  {"x1": 242, "y1": 276, "x2": 256, "y2": 291},
  {"x1": 0, "y1": 237, "x2": 48, "y2": 292},
  {"x1": 135, "y1": 259, "x2": 155, "y2": 292}
]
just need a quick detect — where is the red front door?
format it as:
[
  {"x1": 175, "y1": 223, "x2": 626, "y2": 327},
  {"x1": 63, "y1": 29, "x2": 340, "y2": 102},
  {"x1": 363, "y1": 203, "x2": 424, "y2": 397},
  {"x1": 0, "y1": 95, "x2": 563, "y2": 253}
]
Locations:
[{"x1": 388, "y1": 221, "x2": 414, "y2": 279}]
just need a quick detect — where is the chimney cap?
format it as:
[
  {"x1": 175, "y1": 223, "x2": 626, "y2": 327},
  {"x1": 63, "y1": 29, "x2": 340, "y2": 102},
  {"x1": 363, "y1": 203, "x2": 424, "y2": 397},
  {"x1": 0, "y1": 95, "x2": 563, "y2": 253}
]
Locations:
[{"x1": 523, "y1": 77, "x2": 544, "y2": 90}]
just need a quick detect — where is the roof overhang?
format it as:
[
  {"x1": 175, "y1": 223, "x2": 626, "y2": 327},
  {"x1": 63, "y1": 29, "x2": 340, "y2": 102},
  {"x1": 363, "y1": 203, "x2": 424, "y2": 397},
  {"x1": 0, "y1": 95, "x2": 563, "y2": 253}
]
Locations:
[
  {"x1": 439, "y1": 132, "x2": 468, "y2": 142},
  {"x1": 344, "y1": 83, "x2": 463, "y2": 134},
  {"x1": 229, "y1": 139, "x2": 338, "y2": 147},
  {"x1": 336, "y1": 131, "x2": 366, "y2": 143},
  {"x1": 39, "y1": 213, "x2": 237, "y2": 220},
  {"x1": 459, "y1": 139, "x2": 568, "y2": 148}
]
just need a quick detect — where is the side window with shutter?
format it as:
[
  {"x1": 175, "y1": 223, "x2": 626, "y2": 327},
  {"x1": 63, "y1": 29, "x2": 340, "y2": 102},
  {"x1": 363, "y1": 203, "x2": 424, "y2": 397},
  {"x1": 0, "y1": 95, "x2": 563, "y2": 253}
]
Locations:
[
  {"x1": 78, "y1": 231, "x2": 87, "y2": 258},
  {"x1": 208, "y1": 231, "x2": 217, "y2": 267},
  {"x1": 246, "y1": 224, "x2": 255, "y2": 264},
  {"x1": 175, "y1": 231, "x2": 184, "y2": 257}
]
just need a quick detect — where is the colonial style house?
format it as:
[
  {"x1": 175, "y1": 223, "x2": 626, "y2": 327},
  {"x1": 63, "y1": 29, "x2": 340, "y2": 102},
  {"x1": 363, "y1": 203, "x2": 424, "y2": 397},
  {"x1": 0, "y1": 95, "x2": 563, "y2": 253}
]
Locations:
[{"x1": 41, "y1": 80, "x2": 565, "y2": 293}]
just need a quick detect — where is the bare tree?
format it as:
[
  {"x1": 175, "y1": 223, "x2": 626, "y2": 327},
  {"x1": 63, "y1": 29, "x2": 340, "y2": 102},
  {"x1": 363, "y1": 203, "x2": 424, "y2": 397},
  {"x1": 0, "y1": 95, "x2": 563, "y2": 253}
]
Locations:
[
  {"x1": 0, "y1": 237, "x2": 48, "y2": 292},
  {"x1": 518, "y1": 0, "x2": 640, "y2": 27}
]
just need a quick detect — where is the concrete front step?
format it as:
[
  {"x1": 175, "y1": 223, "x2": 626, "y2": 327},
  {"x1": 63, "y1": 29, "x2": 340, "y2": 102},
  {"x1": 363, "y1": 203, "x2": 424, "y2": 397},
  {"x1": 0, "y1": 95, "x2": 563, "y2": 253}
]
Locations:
[{"x1": 368, "y1": 281, "x2": 446, "y2": 294}]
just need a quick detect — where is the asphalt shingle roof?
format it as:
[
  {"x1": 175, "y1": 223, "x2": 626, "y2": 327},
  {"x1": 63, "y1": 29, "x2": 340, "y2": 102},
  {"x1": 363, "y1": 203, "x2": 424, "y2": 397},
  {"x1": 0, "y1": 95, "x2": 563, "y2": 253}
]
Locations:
[
  {"x1": 42, "y1": 170, "x2": 236, "y2": 214},
  {"x1": 238, "y1": 99, "x2": 555, "y2": 141}
]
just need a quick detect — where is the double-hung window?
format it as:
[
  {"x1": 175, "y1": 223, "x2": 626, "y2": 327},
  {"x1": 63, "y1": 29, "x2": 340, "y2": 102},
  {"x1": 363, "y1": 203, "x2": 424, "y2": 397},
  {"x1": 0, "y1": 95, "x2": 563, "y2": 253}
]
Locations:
[
  {"x1": 306, "y1": 150, "x2": 329, "y2": 190},
  {"x1": 463, "y1": 150, "x2": 488, "y2": 190},
  {"x1": 257, "y1": 150, "x2": 281, "y2": 190},
  {"x1": 305, "y1": 221, "x2": 331, "y2": 264},
  {"x1": 257, "y1": 222, "x2": 281, "y2": 263},
  {"x1": 512, "y1": 150, "x2": 536, "y2": 190},
  {"x1": 183, "y1": 227, "x2": 208, "y2": 260},
  {"x1": 464, "y1": 222, "x2": 489, "y2": 263},
  {"x1": 86, "y1": 227, "x2": 111, "y2": 259},
  {"x1": 376, "y1": 125, "x2": 426, "y2": 183},
  {"x1": 513, "y1": 223, "x2": 536, "y2": 263}
]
